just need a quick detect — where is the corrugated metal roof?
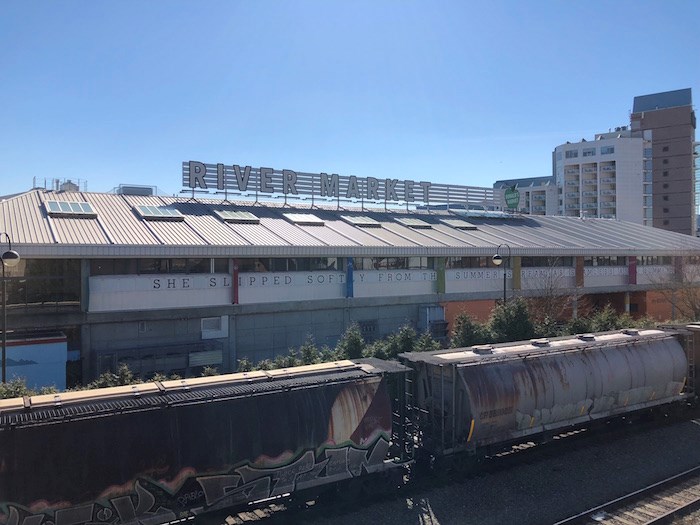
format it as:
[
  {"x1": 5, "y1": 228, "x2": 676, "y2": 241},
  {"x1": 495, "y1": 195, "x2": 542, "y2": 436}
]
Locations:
[{"x1": 2, "y1": 189, "x2": 700, "y2": 258}]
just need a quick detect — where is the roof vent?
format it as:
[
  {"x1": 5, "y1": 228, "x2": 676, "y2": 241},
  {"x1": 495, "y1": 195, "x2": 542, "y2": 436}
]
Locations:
[
  {"x1": 577, "y1": 333, "x2": 596, "y2": 342},
  {"x1": 116, "y1": 185, "x2": 154, "y2": 196},
  {"x1": 622, "y1": 328, "x2": 640, "y2": 336},
  {"x1": 530, "y1": 338, "x2": 550, "y2": 347},
  {"x1": 471, "y1": 345, "x2": 494, "y2": 355}
]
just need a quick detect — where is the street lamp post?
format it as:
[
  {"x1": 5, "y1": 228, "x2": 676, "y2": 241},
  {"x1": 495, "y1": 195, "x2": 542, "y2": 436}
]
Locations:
[
  {"x1": 1, "y1": 233, "x2": 20, "y2": 383},
  {"x1": 491, "y1": 243, "x2": 511, "y2": 304}
]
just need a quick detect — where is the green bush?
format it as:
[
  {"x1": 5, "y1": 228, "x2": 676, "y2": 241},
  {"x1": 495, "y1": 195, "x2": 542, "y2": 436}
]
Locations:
[
  {"x1": 335, "y1": 323, "x2": 365, "y2": 359},
  {"x1": 450, "y1": 312, "x2": 490, "y2": 348},
  {"x1": 489, "y1": 297, "x2": 535, "y2": 343}
]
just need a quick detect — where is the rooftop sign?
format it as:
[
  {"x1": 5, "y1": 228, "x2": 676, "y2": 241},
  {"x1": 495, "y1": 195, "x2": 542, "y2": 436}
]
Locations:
[{"x1": 183, "y1": 161, "x2": 503, "y2": 209}]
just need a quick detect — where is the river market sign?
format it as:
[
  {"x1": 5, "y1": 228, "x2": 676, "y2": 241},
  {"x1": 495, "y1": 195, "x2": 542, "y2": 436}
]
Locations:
[{"x1": 183, "y1": 161, "x2": 504, "y2": 208}]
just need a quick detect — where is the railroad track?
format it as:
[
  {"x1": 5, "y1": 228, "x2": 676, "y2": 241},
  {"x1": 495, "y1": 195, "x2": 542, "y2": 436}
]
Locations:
[{"x1": 553, "y1": 465, "x2": 700, "y2": 525}]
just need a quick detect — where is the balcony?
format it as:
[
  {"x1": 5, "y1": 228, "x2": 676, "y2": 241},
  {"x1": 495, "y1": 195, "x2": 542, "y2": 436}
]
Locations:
[
  {"x1": 583, "y1": 203, "x2": 598, "y2": 209},
  {"x1": 583, "y1": 179, "x2": 598, "y2": 186},
  {"x1": 601, "y1": 189, "x2": 616, "y2": 196},
  {"x1": 600, "y1": 201, "x2": 616, "y2": 208},
  {"x1": 582, "y1": 191, "x2": 597, "y2": 197},
  {"x1": 531, "y1": 194, "x2": 546, "y2": 201},
  {"x1": 565, "y1": 204, "x2": 580, "y2": 210},
  {"x1": 600, "y1": 177, "x2": 616, "y2": 184},
  {"x1": 583, "y1": 168, "x2": 597, "y2": 173},
  {"x1": 565, "y1": 169, "x2": 579, "y2": 175},
  {"x1": 566, "y1": 181, "x2": 579, "y2": 186},
  {"x1": 601, "y1": 166, "x2": 616, "y2": 172},
  {"x1": 565, "y1": 192, "x2": 579, "y2": 198}
]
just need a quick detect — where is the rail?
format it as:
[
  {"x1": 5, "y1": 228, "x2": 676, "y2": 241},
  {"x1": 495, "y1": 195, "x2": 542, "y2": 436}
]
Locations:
[{"x1": 553, "y1": 465, "x2": 700, "y2": 525}]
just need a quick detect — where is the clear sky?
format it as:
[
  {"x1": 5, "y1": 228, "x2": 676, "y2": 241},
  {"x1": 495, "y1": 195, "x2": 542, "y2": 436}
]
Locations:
[{"x1": 1, "y1": 1, "x2": 698, "y2": 197}]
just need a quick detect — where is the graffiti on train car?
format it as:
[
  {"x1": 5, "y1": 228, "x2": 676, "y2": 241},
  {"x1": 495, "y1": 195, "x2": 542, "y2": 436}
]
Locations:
[
  {"x1": 3, "y1": 480, "x2": 177, "y2": 525},
  {"x1": 1, "y1": 437, "x2": 391, "y2": 525},
  {"x1": 197, "y1": 436, "x2": 391, "y2": 512}
]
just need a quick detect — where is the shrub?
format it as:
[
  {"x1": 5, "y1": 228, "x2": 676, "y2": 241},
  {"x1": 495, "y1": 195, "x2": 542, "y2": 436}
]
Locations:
[
  {"x1": 451, "y1": 312, "x2": 490, "y2": 348},
  {"x1": 489, "y1": 297, "x2": 535, "y2": 343}
]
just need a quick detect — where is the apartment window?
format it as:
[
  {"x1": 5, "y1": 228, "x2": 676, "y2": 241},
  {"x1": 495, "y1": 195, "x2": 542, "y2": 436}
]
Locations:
[
  {"x1": 600, "y1": 146, "x2": 615, "y2": 155},
  {"x1": 644, "y1": 196, "x2": 653, "y2": 206},
  {"x1": 644, "y1": 148, "x2": 652, "y2": 157},
  {"x1": 663, "y1": 183, "x2": 669, "y2": 189},
  {"x1": 663, "y1": 171, "x2": 669, "y2": 177},
  {"x1": 582, "y1": 148, "x2": 596, "y2": 157},
  {"x1": 663, "y1": 196, "x2": 669, "y2": 201},
  {"x1": 663, "y1": 220, "x2": 670, "y2": 225},
  {"x1": 565, "y1": 150, "x2": 578, "y2": 159},
  {"x1": 663, "y1": 208, "x2": 669, "y2": 213},
  {"x1": 663, "y1": 159, "x2": 669, "y2": 165},
  {"x1": 662, "y1": 146, "x2": 669, "y2": 152}
]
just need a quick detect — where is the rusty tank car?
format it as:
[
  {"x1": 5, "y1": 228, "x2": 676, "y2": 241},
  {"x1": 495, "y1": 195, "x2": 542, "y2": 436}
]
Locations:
[{"x1": 399, "y1": 329, "x2": 693, "y2": 457}]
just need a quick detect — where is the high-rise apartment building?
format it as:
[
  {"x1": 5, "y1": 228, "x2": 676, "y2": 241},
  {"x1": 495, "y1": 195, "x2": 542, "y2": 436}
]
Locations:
[
  {"x1": 552, "y1": 128, "x2": 650, "y2": 223},
  {"x1": 630, "y1": 88, "x2": 696, "y2": 235}
]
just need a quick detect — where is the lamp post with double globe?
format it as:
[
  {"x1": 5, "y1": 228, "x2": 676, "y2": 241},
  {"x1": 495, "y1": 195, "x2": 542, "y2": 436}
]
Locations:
[
  {"x1": 491, "y1": 243, "x2": 511, "y2": 305},
  {"x1": 1, "y1": 233, "x2": 21, "y2": 383}
]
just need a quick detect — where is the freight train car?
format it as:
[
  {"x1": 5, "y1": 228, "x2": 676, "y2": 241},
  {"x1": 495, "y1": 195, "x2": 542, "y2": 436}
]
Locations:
[
  {"x1": 400, "y1": 329, "x2": 693, "y2": 459},
  {"x1": 0, "y1": 359, "x2": 412, "y2": 525}
]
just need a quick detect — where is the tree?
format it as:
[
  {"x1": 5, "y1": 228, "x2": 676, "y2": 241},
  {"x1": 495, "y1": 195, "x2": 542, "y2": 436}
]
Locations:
[
  {"x1": 525, "y1": 257, "x2": 578, "y2": 324},
  {"x1": 414, "y1": 331, "x2": 442, "y2": 352},
  {"x1": 450, "y1": 312, "x2": 490, "y2": 348},
  {"x1": 649, "y1": 256, "x2": 700, "y2": 322},
  {"x1": 336, "y1": 323, "x2": 365, "y2": 359},
  {"x1": 490, "y1": 297, "x2": 535, "y2": 343}
]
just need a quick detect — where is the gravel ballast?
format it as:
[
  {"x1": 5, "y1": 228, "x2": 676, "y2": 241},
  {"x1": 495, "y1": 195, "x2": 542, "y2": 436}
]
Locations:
[{"x1": 294, "y1": 418, "x2": 700, "y2": 525}]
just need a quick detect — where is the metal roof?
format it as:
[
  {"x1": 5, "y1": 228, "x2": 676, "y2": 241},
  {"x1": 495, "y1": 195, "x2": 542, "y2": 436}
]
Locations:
[{"x1": 2, "y1": 189, "x2": 700, "y2": 258}]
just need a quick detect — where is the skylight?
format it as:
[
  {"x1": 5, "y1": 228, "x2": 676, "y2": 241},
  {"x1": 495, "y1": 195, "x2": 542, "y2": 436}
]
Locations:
[
  {"x1": 283, "y1": 213, "x2": 324, "y2": 226},
  {"x1": 395, "y1": 217, "x2": 432, "y2": 229},
  {"x1": 44, "y1": 200, "x2": 97, "y2": 218},
  {"x1": 341, "y1": 215, "x2": 381, "y2": 228},
  {"x1": 214, "y1": 210, "x2": 260, "y2": 224},
  {"x1": 135, "y1": 205, "x2": 185, "y2": 221},
  {"x1": 440, "y1": 218, "x2": 478, "y2": 230}
]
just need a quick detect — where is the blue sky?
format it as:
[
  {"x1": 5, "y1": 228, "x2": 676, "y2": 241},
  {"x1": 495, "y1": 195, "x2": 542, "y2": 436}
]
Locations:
[{"x1": 1, "y1": 1, "x2": 698, "y2": 197}]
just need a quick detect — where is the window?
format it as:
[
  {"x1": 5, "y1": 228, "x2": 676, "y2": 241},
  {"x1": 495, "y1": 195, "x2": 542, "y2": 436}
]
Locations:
[
  {"x1": 135, "y1": 205, "x2": 184, "y2": 221},
  {"x1": 584, "y1": 256, "x2": 626, "y2": 267},
  {"x1": 520, "y1": 257, "x2": 573, "y2": 267},
  {"x1": 238, "y1": 257, "x2": 342, "y2": 272},
  {"x1": 662, "y1": 146, "x2": 669, "y2": 152},
  {"x1": 663, "y1": 183, "x2": 669, "y2": 189},
  {"x1": 395, "y1": 217, "x2": 432, "y2": 229},
  {"x1": 644, "y1": 148, "x2": 652, "y2": 157},
  {"x1": 600, "y1": 146, "x2": 615, "y2": 155},
  {"x1": 565, "y1": 150, "x2": 578, "y2": 159},
  {"x1": 355, "y1": 257, "x2": 431, "y2": 270},
  {"x1": 445, "y1": 257, "x2": 491, "y2": 269},
  {"x1": 214, "y1": 259, "x2": 229, "y2": 273},
  {"x1": 663, "y1": 196, "x2": 669, "y2": 201},
  {"x1": 214, "y1": 210, "x2": 260, "y2": 224},
  {"x1": 283, "y1": 213, "x2": 324, "y2": 226},
  {"x1": 663, "y1": 208, "x2": 669, "y2": 213},
  {"x1": 663, "y1": 171, "x2": 669, "y2": 177},
  {"x1": 44, "y1": 200, "x2": 97, "y2": 218},
  {"x1": 582, "y1": 148, "x2": 596, "y2": 157},
  {"x1": 663, "y1": 220, "x2": 670, "y2": 225},
  {"x1": 662, "y1": 159, "x2": 669, "y2": 165},
  {"x1": 341, "y1": 215, "x2": 381, "y2": 227}
]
